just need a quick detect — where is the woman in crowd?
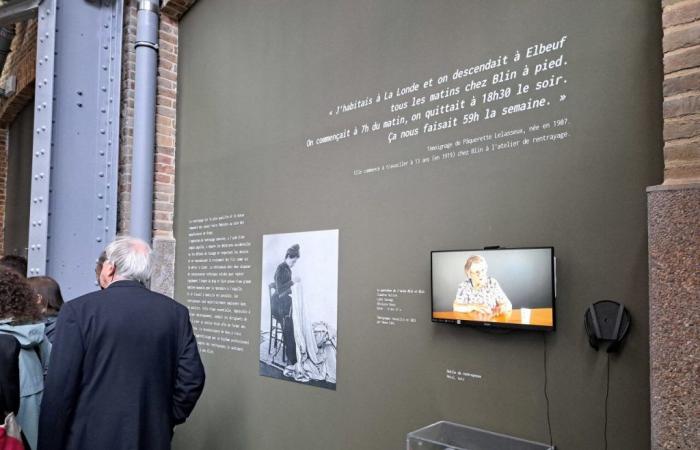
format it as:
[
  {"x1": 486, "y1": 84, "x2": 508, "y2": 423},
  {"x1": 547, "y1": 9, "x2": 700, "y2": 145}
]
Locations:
[
  {"x1": 0, "y1": 268, "x2": 51, "y2": 450},
  {"x1": 27, "y1": 276, "x2": 65, "y2": 344}
]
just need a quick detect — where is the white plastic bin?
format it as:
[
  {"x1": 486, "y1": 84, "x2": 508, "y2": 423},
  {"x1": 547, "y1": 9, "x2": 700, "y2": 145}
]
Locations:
[{"x1": 407, "y1": 421, "x2": 554, "y2": 450}]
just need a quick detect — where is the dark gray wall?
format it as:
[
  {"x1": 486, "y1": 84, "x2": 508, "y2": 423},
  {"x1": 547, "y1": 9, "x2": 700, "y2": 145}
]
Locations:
[
  {"x1": 4, "y1": 100, "x2": 34, "y2": 257},
  {"x1": 173, "y1": 1, "x2": 662, "y2": 449}
]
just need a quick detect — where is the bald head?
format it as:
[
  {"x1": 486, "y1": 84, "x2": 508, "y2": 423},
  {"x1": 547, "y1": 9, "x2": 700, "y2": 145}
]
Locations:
[{"x1": 104, "y1": 236, "x2": 153, "y2": 285}]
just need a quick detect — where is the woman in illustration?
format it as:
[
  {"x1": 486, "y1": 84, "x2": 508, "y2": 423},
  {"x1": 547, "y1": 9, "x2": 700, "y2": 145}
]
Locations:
[
  {"x1": 274, "y1": 244, "x2": 300, "y2": 364},
  {"x1": 453, "y1": 255, "x2": 512, "y2": 317},
  {"x1": 277, "y1": 244, "x2": 336, "y2": 385}
]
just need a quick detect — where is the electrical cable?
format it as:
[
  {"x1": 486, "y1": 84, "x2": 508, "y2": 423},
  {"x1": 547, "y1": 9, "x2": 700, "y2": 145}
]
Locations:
[
  {"x1": 543, "y1": 333, "x2": 553, "y2": 446},
  {"x1": 604, "y1": 352, "x2": 610, "y2": 450}
]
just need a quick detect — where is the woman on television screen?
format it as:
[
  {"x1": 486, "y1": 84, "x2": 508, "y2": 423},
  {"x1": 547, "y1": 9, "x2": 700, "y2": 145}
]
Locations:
[{"x1": 453, "y1": 255, "x2": 512, "y2": 316}]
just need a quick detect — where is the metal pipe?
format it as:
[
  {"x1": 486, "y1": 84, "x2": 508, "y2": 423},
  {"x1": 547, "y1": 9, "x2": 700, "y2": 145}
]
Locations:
[{"x1": 130, "y1": 0, "x2": 160, "y2": 243}]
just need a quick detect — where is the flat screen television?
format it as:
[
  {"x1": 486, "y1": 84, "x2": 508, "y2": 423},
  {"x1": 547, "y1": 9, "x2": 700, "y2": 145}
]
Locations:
[{"x1": 431, "y1": 247, "x2": 556, "y2": 331}]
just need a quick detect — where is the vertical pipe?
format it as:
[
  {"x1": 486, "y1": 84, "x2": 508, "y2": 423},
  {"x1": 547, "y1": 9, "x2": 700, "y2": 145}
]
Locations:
[{"x1": 130, "y1": 0, "x2": 160, "y2": 243}]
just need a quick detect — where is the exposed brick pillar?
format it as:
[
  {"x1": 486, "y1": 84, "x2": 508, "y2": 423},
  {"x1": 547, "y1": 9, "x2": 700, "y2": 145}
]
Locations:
[
  {"x1": 0, "y1": 127, "x2": 8, "y2": 255},
  {"x1": 649, "y1": 1, "x2": 700, "y2": 449},
  {"x1": 119, "y1": 0, "x2": 198, "y2": 296},
  {"x1": 118, "y1": 1, "x2": 137, "y2": 235},
  {"x1": 161, "y1": 0, "x2": 199, "y2": 21},
  {"x1": 153, "y1": 13, "x2": 177, "y2": 240},
  {"x1": 151, "y1": 12, "x2": 179, "y2": 297}
]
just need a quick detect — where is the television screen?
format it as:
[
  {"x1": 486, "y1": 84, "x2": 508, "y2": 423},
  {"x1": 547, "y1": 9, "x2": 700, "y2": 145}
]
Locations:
[{"x1": 431, "y1": 247, "x2": 555, "y2": 331}]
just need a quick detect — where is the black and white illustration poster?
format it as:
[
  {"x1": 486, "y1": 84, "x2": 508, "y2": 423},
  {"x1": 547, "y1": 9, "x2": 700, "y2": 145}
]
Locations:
[{"x1": 259, "y1": 229, "x2": 338, "y2": 390}]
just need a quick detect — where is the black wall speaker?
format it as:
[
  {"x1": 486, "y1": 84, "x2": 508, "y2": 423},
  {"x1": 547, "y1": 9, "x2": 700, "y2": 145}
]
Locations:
[{"x1": 584, "y1": 300, "x2": 631, "y2": 352}]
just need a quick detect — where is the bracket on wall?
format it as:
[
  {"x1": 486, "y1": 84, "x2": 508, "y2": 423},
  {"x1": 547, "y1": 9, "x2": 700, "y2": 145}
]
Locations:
[{"x1": 0, "y1": 74, "x2": 16, "y2": 97}]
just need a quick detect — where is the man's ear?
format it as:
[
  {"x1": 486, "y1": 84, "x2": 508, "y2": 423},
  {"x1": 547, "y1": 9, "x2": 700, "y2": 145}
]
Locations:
[{"x1": 105, "y1": 260, "x2": 117, "y2": 278}]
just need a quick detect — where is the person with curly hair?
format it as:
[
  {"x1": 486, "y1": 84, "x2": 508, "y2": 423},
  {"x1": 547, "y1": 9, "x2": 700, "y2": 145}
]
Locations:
[
  {"x1": 0, "y1": 268, "x2": 51, "y2": 450},
  {"x1": 0, "y1": 255, "x2": 27, "y2": 278}
]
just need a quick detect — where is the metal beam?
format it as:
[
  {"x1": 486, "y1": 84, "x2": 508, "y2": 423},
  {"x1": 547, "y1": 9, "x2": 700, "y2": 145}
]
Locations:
[
  {"x1": 28, "y1": 0, "x2": 124, "y2": 299},
  {"x1": 27, "y1": 0, "x2": 55, "y2": 277}
]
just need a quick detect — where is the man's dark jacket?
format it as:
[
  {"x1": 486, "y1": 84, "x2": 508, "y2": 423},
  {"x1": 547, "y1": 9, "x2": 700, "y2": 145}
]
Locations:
[{"x1": 37, "y1": 280, "x2": 205, "y2": 450}]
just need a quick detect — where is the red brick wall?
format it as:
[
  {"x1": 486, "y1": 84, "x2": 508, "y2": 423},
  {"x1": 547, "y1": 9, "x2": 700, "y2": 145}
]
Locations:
[
  {"x1": 0, "y1": 21, "x2": 37, "y2": 126},
  {"x1": 118, "y1": 1, "x2": 197, "y2": 295},
  {"x1": 0, "y1": 20, "x2": 37, "y2": 256},
  {"x1": 118, "y1": 2, "x2": 137, "y2": 234},
  {"x1": 162, "y1": 0, "x2": 199, "y2": 21},
  {"x1": 663, "y1": 0, "x2": 700, "y2": 183},
  {"x1": 0, "y1": 127, "x2": 7, "y2": 255},
  {"x1": 118, "y1": 1, "x2": 195, "y2": 240},
  {"x1": 153, "y1": 13, "x2": 178, "y2": 238}
]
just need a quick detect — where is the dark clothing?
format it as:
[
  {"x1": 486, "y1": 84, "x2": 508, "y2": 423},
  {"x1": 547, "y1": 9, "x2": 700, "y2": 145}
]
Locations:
[
  {"x1": 274, "y1": 262, "x2": 294, "y2": 299},
  {"x1": 281, "y1": 317, "x2": 296, "y2": 364},
  {"x1": 0, "y1": 334, "x2": 30, "y2": 450},
  {"x1": 273, "y1": 262, "x2": 294, "y2": 320},
  {"x1": 273, "y1": 262, "x2": 296, "y2": 364},
  {"x1": 43, "y1": 315, "x2": 58, "y2": 344},
  {"x1": 38, "y1": 280, "x2": 205, "y2": 450},
  {"x1": 0, "y1": 334, "x2": 20, "y2": 416}
]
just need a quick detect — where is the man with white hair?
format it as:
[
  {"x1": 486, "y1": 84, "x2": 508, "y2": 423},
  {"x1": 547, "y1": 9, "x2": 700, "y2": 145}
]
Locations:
[{"x1": 37, "y1": 236, "x2": 205, "y2": 450}]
